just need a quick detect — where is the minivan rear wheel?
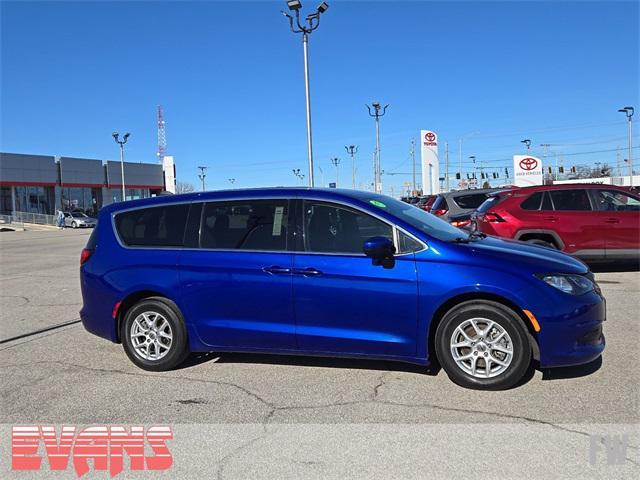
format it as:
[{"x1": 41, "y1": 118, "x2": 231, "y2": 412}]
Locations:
[
  {"x1": 121, "y1": 297, "x2": 189, "y2": 371},
  {"x1": 435, "y1": 300, "x2": 531, "y2": 390}
]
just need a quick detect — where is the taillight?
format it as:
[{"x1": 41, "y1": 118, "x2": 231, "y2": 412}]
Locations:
[
  {"x1": 433, "y1": 208, "x2": 448, "y2": 216},
  {"x1": 80, "y1": 248, "x2": 93, "y2": 265},
  {"x1": 485, "y1": 212, "x2": 506, "y2": 223},
  {"x1": 451, "y1": 219, "x2": 471, "y2": 228}
]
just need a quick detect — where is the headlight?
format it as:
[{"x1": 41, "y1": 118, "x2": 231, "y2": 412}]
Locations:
[{"x1": 536, "y1": 274, "x2": 595, "y2": 295}]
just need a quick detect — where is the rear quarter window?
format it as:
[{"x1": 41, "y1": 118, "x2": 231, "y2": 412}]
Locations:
[
  {"x1": 520, "y1": 192, "x2": 543, "y2": 210},
  {"x1": 453, "y1": 193, "x2": 489, "y2": 209},
  {"x1": 115, "y1": 204, "x2": 189, "y2": 247}
]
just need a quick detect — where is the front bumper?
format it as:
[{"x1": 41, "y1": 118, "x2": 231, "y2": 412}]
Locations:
[{"x1": 537, "y1": 292, "x2": 605, "y2": 368}]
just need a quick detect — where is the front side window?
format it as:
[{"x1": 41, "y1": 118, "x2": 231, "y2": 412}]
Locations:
[
  {"x1": 200, "y1": 200, "x2": 288, "y2": 251},
  {"x1": 115, "y1": 204, "x2": 189, "y2": 247},
  {"x1": 549, "y1": 189, "x2": 592, "y2": 211},
  {"x1": 303, "y1": 201, "x2": 393, "y2": 254},
  {"x1": 592, "y1": 189, "x2": 640, "y2": 212}
]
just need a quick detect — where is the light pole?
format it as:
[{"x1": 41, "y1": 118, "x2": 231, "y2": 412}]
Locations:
[
  {"x1": 112, "y1": 132, "x2": 130, "y2": 202},
  {"x1": 197, "y1": 166, "x2": 207, "y2": 192},
  {"x1": 521, "y1": 139, "x2": 532, "y2": 150},
  {"x1": 469, "y1": 156, "x2": 477, "y2": 187},
  {"x1": 345, "y1": 145, "x2": 358, "y2": 189},
  {"x1": 331, "y1": 157, "x2": 340, "y2": 186},
  {"x1": 458, "y1": 131, "x2": 479, "y2": 186},
  {"x1": 366, "y1": 102, "x2": 389, "y2": 193},
  {"x1": 618, "y1": 106, "x2": 634, "y2": 186},
  {"x1": 228, "y1": 178, "x2": 236, "y2": 185},
  {"x1": 282, "y1": 1, "x2": 330, "y2": 188}
]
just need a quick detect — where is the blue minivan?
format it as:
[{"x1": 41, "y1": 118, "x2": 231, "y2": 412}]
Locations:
[{"x1": 80, "y1": 188, "x2": 605, "y2": 390}]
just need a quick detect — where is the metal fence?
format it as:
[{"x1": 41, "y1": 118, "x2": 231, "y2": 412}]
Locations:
[{"x1": 10, "y1": 211, "x2": 56, "y2": 226}]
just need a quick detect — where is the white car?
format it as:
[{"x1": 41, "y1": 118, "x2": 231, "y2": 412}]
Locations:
[{"x1": 64, "y1": 211, "x2": 97, "y2": 228}]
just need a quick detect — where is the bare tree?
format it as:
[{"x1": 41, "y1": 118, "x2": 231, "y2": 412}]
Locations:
[{"x1": 176, "y1": 181, "x2": 195, "y2": 194}]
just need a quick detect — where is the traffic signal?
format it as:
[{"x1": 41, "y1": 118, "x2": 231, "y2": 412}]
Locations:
[
  {"x1": 559, "y1": 166, "x2": 564, "y2": 173},
  {"x1": 456, "y1": 172, "x2": 461, "y2": 179},
  {"x1": 571, "y1": 166, "x2": 576, "y2": 173},
  {"x1": 504, "y1": 167, "x2": 509, "y2": 176}
]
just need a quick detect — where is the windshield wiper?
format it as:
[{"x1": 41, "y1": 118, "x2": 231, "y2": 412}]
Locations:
[
  {"x1": 448, "y1": 231, "x2": 486, "y2": 243},
  {"x1": 468, "y1": 231, "x2": 486, "y2": 240}
]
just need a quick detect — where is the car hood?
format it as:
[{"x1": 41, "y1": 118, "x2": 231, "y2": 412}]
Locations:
[{"x1": 453, "y1": 235, "x2": 588, "y2": 275}]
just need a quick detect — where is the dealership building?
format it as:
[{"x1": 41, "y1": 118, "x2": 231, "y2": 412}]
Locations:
[{"x1": 0, "y1": 152, "x2": 176, "y2": 216}]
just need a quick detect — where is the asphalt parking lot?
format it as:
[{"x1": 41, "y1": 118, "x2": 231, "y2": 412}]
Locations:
[{"x1": 0, "y1": 229, "x2": 638, "y2": 479}]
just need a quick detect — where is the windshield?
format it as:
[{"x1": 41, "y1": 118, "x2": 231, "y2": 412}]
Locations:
[{"x1": 358, "y1": 194, "x2": 467, "y2": 242}]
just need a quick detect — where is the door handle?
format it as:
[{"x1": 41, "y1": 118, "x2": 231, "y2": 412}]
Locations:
[
  {"x1": 262, "y1": 266, "x2": 291, "y2": 275},
  {"x1": 604, "y1": 218, "x2": 620, "y2": 224},
  {"x1": 293, "y1": 267, "x2": 323, "y2": 277}
]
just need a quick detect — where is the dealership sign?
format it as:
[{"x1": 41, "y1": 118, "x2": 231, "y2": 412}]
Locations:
[
  {"x1": 513, "y1": 155, "x2": 543, "y2": 187},
  {"x1": 420, "y1": 130, "x2": 440, "y2": 195}
]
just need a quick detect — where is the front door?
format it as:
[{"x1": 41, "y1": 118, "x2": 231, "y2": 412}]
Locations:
[
  {"x1": 178, "y1": 199, "x2": 296, "y2": 350},
  {"x1": 293, "y1": 200, "x2": 418, "y2": 357},
  {"x1": 591, "y1": 188, "x2": 640, "y2": 258}
]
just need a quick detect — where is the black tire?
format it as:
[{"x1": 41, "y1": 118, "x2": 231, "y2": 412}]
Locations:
[
  {"x1": 121, "y1": 297, "x2": 190, "y2": 371},
  {"x1": 526, "y1": 238, "x2": 556, "y2": 249},
  {"x1": 435, "y1": 300, "x2": 532, "y2": 390}
]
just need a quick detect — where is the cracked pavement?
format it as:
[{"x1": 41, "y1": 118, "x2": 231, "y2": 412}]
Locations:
[{"x1": 0, "y1": 229, "x2": 638, "y2": 478}]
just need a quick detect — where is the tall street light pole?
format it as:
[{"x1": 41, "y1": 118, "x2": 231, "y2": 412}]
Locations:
[
  {"x1": 282, "y1": 1, "x2": 329, "y2": 188},
  {"x1": 366, "y1": 102, "x2": 389, "y2": 193},
  {"x1": 112, "y1": 132, "x2": 130, "y2": 201},
  {"x1": 618, "y1": 106, "x2": 634, "y2": 186},
  {"x1": 331, "y1": 157, "x2": 340, "y2": 187},
  {"x1": 197, "y1": 166, "x2": 207, "y2": 192},
  {"x1": 345, "y1": 145, "x2": 358, "y2": 189}
]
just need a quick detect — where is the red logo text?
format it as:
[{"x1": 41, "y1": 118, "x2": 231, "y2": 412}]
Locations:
[{"x1": 12, "y1": 425, "x2": 173, "y2": 477}]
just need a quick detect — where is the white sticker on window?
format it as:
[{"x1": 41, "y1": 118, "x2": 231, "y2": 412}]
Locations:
[{"x1": 272, "y1": 206, "x2": 284, "y2": 236}]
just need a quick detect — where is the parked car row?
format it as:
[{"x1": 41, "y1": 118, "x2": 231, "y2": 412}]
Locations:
[{"x1": 405, "y1": 184, "x2": 640, "y2": 261}]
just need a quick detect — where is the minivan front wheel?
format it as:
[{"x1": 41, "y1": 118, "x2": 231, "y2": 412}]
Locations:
[
  {"x1": 121, "y1": 297, "x2": 189, "y2": 371},
  {"x1": 435, "y1": 301, "x2": 531, "y2": 390}
]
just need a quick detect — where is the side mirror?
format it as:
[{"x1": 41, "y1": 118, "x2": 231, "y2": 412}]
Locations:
[{"x1": 363, "y1": 236, "x2": 396, "y2": 268}]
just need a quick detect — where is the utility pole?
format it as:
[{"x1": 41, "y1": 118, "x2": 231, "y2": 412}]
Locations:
[
  {"x1": 521, "y1": 139, "x2": 532, "y2": 150},
  {"x1": 317, "y1": 166, "x2": 324, "y2": 187},
  {"x1": 197, "y1": 166, "x2": 207, "y2": 192},
  {"x1": 540, "y1": 143, "x2": 551, "y2": 181},
  {"x1": 330, "y1": 157, "x2": 340, "y2": 186},
  {"x1": 444, "y1": 141, "x2": 449, "y2": 192},
  {"x1": 618, "y1": 106, "x2": 634, "y2": 186},
  {"x1": 282, "y1": 1, "x2": 330, "y2": 187},
  {"x1": 410, "y1": 138, "x2": 416, "y2": 195},
  {"x1": 112, "y1": 132, "x2": 130, "y2": 201},
  {"x1": 366, "y1": 102, "x2": 389, "y2": 193},
  {"x1": 345, "y1": 145, "x2": 358, "y2": 189}
]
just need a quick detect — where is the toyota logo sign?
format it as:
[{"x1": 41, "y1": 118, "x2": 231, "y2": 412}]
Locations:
[
  {"x1": 425, "y1": 132, "x2": 436, "y2": 142},
  {"x1": 519, "y1": 157, "x2": 538, "y2": 171}
]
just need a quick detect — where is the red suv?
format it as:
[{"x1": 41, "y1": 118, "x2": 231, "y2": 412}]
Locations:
[{"x1": 472, "y1": 184, "x2": 640, "y2": 261}]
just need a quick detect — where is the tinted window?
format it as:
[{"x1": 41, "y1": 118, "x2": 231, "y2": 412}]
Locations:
[
  {"x1": 115, "y1": 204, "x2": 189, "y2": 247},
  {"x1": 541, "y1": 191, "x2": 553, "y2": 210},
  {"x1": 304, "y1": 201, "x2": 393, "y2": 254},
  {"x1": 520, "y1": 192, "x2": 543, "y2": 210},
  {"x1": 200, "y1": 200, "x2": 288, "y2": 251},
  {"x1": 549, "y1": 189, "x2": 592, "y2": 211},
  {"x1": 398, "y1": 231, "x2": 423, "y2": 254},
  {"x1": 593, "y1": 189, "x2": 640, "y2": 212},
  {"x1": 454, "y1": 193, "x2": 489, "y2": 209}
]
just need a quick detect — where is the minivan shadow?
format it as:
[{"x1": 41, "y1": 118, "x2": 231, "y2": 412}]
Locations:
[
  {"x1": 178, "y1": 351, "x2": 440, "y2": 375},
  {"x1": 539, "y1": 356, "x2": 603, "y2": 380}
]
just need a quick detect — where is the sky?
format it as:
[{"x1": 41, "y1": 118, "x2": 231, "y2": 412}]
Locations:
[{"x1": 1, "y1": 0, "x2": 639, "y2": 195}]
